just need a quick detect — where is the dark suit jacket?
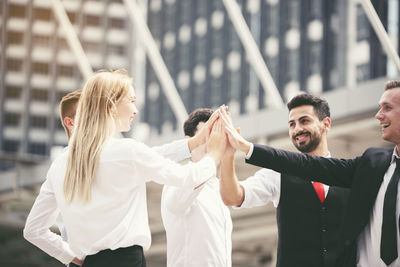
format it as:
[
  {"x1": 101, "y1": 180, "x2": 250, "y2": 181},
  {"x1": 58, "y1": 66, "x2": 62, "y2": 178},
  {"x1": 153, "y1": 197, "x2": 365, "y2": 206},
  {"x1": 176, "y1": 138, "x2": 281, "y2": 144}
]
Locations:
[{"x1": 246, "y1": 144, "x2": 394, "y2": 267}]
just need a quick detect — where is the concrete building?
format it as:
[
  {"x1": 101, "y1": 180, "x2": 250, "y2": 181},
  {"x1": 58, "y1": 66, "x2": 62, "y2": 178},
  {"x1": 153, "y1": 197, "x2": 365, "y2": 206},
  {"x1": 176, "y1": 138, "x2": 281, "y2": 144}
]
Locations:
[{"x1": 0, "y1": 0, "x2": 134, "y2": 167}]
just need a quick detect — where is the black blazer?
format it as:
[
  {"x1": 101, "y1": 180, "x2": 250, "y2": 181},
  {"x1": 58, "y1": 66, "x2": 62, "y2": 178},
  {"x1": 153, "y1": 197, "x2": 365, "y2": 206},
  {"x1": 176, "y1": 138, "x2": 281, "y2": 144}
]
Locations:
[{"x1": 246, "y1": 144, "x2": 394, "y2": 267}]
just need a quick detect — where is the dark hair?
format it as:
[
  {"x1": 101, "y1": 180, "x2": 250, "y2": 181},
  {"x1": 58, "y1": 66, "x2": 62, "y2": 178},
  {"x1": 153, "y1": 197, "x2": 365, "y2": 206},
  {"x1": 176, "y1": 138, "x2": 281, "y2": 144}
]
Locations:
[
  {"x1": 183, "y1": 108, "x2": 213, "y2": 137},
  {"x1": 384, "y1": 80, "x2": 400, "y2": 91},
  {"x1": 287, "y1": 93, "x2": 330, "y2": 121}
]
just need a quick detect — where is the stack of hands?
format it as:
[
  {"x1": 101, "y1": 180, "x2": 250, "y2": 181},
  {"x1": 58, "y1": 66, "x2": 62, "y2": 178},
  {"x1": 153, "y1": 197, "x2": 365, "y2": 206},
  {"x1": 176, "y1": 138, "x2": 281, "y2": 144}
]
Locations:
[{"x1": 197, "y1": 105, "x2": 251, "y2": 166}]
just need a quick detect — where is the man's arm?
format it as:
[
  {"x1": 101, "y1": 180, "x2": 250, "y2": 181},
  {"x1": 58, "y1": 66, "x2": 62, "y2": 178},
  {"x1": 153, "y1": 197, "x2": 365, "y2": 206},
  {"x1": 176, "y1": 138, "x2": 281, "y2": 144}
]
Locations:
[
  {"x1": 220, "y1": 153, "x2": 244, "y2": 206},
  {"x1": 219, "y1": 106, "x2": 358, "y2": 188},
  {"x1": 23, "y1": 179, "x2": 77, "y2": 264},
  {"x1": 163, "y1": 183, "x2": 205, "y2": 215},
  {"x1": 247, "y1": 144, "x2": 359, "y2": 188}
]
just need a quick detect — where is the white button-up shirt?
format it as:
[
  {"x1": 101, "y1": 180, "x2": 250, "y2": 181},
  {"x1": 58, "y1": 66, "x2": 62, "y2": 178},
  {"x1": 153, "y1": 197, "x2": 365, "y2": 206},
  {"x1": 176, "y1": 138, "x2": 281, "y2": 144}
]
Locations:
[
  {"x1": 357, "y1": 148, "x2": 400, "y2": 267},
  {"x1": 23, "y1": 138, "x2": 216, "y2": 264},
  {"x1": 161, "y1": 172, "x2": 232, "y2": 267}
]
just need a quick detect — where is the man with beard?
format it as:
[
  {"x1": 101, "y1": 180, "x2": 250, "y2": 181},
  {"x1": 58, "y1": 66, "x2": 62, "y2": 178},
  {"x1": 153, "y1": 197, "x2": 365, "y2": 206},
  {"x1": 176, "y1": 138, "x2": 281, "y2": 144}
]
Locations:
[{"x1": 220, "y1": 93, "x2": 351, "y2": 267}]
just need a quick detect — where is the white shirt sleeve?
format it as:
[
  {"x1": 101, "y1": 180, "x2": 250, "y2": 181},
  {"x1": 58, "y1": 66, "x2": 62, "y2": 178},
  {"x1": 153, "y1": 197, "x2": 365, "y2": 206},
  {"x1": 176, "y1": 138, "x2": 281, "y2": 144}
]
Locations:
[
  {"x1": 237, "y1": 168, "x2": 281, "y2": 208},
  {"x1": 132, "y1": 141, "x2": 216, "y2": 188},
  {"x1": 245, "y1": 143, "x2": 254, "y2": 159},
  {"x1": 23, "y1": 179, "x2": 75, "y2": 264},
  {"x1": 163, "y1": 182, "x2": 204, "y2": 215},
  {"x1": 152, "y1": 139, "x2": 191, "y2": 162}
]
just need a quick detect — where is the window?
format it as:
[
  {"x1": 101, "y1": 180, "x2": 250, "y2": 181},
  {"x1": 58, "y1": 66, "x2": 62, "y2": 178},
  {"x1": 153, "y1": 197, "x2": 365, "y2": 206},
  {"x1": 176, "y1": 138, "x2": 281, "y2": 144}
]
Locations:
[
  {"x1": 58, "y1": 65, "x2": 74, "y2": 77},
  {"x1": 7, "y1": 32, "x2": 23, "y2": 45},
  {"x1": 3, "y1": 140, "x2": 20, "y2": 153},
  {"x1": 28, "y1": 142, "x2": 47, "y2": 155},
  {"x1": 356, "y1": 4, "x2": 369, "y2": 42},
  {"x1": 7, "y1": 58, "x2": 23, "y2": 71},
  {"x1": 356, "y1": 63, "x2": 370, "y2": 83},
  {"x1": 32, "y1": 62, "x2": 49, "y2": 75},
  {"x1": 4, "y1": 112, "x2": 21, "y2": 126},
  {"x1": 31, "y1": 89, "x2": 48, "y2": 102},
  {"x1": 83, "y1": 41, "x2": 101, "y2": 53},
  {"x1": 110, "y1": 18, "x2": 125, "y2": 29},
  {"x1": 5, "y1": 86, "x2": 22, "y2": 98},
  {"x1": 9, "y1": 4, "x2": 25, "y2": 18},
  {"x1": 30, "y1": 115, "x2": 47, "y2": 128},
  {"x1": 85, "y1": 15, "x2": 100, "y2": 27},
  {"x1": 67, "y1": 12, "x2": 76, "y2": 24},
  {"x1": 109, "y1": 44, "x2": 125, "y2": 55},
  {"x1": 58, "y1": 38, "x2": 69, "y2": 50},
  {"x1": 34, "y1": 8, "x2": 51, "y2": 21},
  {"x1": 57, "y1": 91, "x2": 68, "y2": 102},
  {"x1": 32, "y1": 35, "x2": 51, "y2": 47}
]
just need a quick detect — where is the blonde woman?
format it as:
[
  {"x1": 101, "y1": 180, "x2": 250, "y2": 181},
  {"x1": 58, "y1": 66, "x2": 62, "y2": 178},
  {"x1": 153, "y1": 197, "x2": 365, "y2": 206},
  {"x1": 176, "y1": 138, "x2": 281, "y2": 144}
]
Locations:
[{"x1": 23, "y1": 70, "x2": 227, "y2": 267}]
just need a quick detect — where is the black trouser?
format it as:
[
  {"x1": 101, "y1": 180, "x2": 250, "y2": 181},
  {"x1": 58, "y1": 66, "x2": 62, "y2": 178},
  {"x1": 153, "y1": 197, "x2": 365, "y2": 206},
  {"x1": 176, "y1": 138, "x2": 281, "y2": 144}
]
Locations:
[{"x1": 71, "y1": 245, "x2": 146, "y2": 267}]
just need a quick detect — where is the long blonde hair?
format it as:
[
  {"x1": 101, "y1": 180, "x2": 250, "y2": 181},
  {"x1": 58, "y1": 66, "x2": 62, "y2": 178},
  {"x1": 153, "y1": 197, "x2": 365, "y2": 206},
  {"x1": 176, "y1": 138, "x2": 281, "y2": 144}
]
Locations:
[{"x1": 64, "y1": 70, "x2": 132, "y2": 203}]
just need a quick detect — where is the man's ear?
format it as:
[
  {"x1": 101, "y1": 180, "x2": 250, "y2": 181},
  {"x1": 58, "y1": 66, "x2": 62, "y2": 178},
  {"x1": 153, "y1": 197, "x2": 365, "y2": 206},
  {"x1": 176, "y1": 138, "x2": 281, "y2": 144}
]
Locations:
[
  {"x1": 322, "y1": 117, "x2": 331, "y2": 132},
  {"x1": 64, "y1": 117, "x2": 75, "y2": 138},
  {"x1": 63, "y1": 117, "x2": 74, "y2": 128}
]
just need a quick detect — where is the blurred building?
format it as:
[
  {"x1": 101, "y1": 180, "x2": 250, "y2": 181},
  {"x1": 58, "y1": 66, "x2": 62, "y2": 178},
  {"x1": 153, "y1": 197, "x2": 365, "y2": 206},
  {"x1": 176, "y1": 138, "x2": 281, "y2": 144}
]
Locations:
[
  {"x1": 142, "y1": 0, "x2": 392, "y2": 134},
  {"x1": 0, "y1": 0, "x2": 134, "y2": 168},
  {"x1": 0, "y1": 0, "x2": 399, "y2": 266}
]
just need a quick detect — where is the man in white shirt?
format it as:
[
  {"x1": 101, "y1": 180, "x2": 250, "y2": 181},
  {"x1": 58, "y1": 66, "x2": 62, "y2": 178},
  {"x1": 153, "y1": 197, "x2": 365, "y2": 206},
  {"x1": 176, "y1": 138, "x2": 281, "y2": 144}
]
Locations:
[
  {"x1": 161, "y1": 108, "x2": 232, "y2": 267},
  {"x1": 219, "y1": 94, "x2": 350, "y2": 267}
]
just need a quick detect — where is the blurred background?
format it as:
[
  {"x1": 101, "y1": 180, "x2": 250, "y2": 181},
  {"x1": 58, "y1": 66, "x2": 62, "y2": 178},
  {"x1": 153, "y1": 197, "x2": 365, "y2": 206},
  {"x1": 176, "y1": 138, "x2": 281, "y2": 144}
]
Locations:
[{"x1": 0, "y1": 0, "x2": 398, "y2": 266}]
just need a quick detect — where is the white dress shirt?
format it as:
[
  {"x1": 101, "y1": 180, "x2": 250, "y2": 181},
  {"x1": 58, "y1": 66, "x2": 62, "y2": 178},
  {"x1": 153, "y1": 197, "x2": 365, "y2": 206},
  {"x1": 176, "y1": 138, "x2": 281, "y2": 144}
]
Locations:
[
  {"x1": 23, "y1": 137, "x2": 216, "y2": 264},
  {"x1": 239, "y1": 143, "x2": 329, "y2": 209},
  {"x1": 357, "y1": 148, "x2": 400, "y2": 267},
  {"x1": 161, "y1": 171, "x2": 232, "y2": 267},
  {"x1": 57, "y1": 139, "x2": 192, "y2": 243}
]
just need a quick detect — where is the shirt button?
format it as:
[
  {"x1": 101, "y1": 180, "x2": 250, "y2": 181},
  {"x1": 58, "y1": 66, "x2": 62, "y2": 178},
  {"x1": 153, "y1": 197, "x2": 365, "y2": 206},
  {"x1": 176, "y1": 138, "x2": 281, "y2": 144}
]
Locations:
[
  {"x1": 323, "y1": 248, "x2": 327, "y2": 253},
  {"x1": 321, "y1": 206, "x2": 326, "y2": 211},
  {"x1": 322, "y1": 229, "x2": 327, "y2": 233}
]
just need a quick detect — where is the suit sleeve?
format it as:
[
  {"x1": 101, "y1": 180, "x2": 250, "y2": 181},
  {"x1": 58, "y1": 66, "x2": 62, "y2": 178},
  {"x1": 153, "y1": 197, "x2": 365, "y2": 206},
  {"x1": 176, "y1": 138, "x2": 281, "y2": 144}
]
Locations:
[{"x1": 246, "y1": 144, "x2": 361, "y2": 188}]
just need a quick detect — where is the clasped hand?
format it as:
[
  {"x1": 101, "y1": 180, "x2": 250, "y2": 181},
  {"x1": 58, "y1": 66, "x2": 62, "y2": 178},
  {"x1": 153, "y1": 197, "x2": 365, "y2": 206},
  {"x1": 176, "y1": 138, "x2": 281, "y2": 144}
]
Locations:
[{"x1": 205, "y1": 105, "x2": 250, "y2": 164}]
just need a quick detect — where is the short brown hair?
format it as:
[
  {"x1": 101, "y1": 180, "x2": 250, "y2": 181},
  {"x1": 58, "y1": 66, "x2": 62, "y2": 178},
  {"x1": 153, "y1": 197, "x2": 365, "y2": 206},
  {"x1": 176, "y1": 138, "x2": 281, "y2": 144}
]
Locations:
[
  {"x1": 384, "y1": 80, "x2": 400, "y2": 91},
  {"x1": 183, "y1": 108, "x2": 213, "y2": 137},
  {"x1": 59, "y1": 89, "x2": 82, "y2": 137}
]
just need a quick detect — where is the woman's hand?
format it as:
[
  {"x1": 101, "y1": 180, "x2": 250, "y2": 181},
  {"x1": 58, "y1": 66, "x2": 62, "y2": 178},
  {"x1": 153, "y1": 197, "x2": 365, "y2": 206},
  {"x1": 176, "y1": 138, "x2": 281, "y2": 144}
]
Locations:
[{"x1": 206, "y1": 118, "x2": 227, "y2": 165}]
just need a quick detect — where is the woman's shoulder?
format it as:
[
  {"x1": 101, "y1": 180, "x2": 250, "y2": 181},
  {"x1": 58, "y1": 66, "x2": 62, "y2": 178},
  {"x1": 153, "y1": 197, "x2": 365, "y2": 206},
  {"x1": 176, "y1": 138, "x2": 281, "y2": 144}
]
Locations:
[
  {"x1": 105, "y1": 137, "x2": 152, "y2": 156},
  {"x1": 108, "y1": 137, "x2": 147, "y2": 148}
]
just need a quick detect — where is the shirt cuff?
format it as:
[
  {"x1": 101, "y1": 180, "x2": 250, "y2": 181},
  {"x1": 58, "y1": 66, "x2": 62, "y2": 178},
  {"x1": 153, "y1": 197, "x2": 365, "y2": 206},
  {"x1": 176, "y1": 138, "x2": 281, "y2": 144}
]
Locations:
[
  {"x1": 58, "y1": 243, "x2": 75, "y2": 264},
  {"x1": 245, "y1": 143, "x2": 254, "y2": 159}
]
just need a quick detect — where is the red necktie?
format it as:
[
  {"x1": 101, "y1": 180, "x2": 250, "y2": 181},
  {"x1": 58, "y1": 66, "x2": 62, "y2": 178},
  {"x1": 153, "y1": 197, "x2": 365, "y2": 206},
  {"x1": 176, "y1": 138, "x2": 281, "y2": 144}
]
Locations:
[{"x1": 313, "y1": 182, "x2": 325, "y2": 203}]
